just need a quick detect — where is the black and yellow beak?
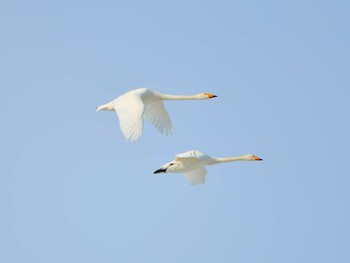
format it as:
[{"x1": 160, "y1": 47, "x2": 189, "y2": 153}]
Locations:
[
  {"x1": 253, "y1": 155, "x2": 263, "y2": 161},
  {"x1": 207, "y1": 93, "x2": 217, "y2": 98},
  {"x1": 153, "y1": 168, "x2": 167, "y2": 174}
]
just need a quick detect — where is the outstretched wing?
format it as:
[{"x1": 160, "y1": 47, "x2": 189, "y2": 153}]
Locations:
[
  {"x1": 143, "y1": 101, "x2": 173, "y2": 135},
  {"x1": 183, "y1": 167, "x2": 208, "y2": 185},
  {"x1": 176, "y1": 150, "x2": 209, "y2": 160},
  {"x1": 113, "y1": 93, "x2": 145, "y2": 142},
  {"x1": 176, "y1": 150, "x2": 210, "y2": 185}
]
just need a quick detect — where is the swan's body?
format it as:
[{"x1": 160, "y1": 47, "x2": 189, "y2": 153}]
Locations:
[
  {"x1": 154, "y1": 150, "x2": 263, "y2": 185},
  {"x1": 96, "y1": 88, "x2": 217, "y2": 141}
]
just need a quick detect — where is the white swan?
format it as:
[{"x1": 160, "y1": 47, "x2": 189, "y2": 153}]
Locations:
[
  {"x1": 154, "y1": 150, "x2": 263, "y2": 185},
  {"x1": 96, "y1": 88, "x2": 217, "y2": 141}
]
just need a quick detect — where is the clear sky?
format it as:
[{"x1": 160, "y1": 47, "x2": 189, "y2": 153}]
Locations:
[{"x1": 1, "y1": 0, "x2": 349, "y2": 262}]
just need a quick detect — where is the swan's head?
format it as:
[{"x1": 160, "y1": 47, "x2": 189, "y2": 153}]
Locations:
[
  {"x1": 197, "y1": 93, "x2": 217, "y2": 99},
  {"x1": 245, "y1": 154, "x2": 263, "y2": 161},
  {"x1": 154, "y1": 161, "x2": 182, "y2": 174}
]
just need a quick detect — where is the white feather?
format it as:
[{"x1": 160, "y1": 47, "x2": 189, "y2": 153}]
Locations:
[
  {"x1": 184, "y1": 167, "x2": 208, "y2": 185},
  {"x1": 113, "y1": 91, "x2": 144, "y2": 142},
  {"x1": 144, "y1": 101, "x2": 173, "y2": 135}
]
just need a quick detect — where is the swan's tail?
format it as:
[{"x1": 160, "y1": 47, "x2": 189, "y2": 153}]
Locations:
[{"x1": 96, "y1": 102, "x2": 114, "y2": 112}]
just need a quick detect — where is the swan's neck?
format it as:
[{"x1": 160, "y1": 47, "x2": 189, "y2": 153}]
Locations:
[
  {"x1": 157, "y1": 93, "x2": 202, "y2": 101},
  {"x1": 209, "y1": 156, "x2": 250, "y2": 165}
]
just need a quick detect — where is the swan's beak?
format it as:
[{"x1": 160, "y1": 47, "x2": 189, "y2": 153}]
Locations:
[
  {"x1": 208, "y1": 94, "x2": 217, "y2": 98},
  {"x1": 253, "y1": 155, "x2": 263, "y2": 161},
  {"x1": 153, "y1": 168, "x2": 167, "y2": 174}
]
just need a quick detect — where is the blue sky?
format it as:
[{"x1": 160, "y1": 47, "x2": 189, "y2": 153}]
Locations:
[{"x1": 1, "y1": 1, "x2": 349, "y2": 262}]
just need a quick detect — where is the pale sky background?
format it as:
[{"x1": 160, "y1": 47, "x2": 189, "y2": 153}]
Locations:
[{"x1": 1, "y1": 1, "x2": 349, "y2": 262}]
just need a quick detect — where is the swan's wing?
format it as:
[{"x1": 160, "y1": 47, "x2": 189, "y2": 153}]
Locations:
[
  {"x1": 113, "y1": 93, "x2": 145, "y2": 141},
  {"x1": 183, "y1": 167, "x2": 207, "y2": 185},
  {"x1": 177, "y1": 151, "x2": 210, "y2": 185},
  {"x1": 143, "y1": 101, "x2": 173, "y2": 135},
  {"x1": 176, "y1": 150, "x2": 208, "y2": 160}
]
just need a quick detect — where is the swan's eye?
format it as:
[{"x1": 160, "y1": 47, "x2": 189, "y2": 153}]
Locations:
[{"x1": 169, "y1": 163, "x2": 174, "y2": 166}]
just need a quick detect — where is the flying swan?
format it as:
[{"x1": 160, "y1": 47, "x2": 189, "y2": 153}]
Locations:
[
  {"x1": 96, "y1": 88, "x2": 217, "y2": 141},
  {"x1": 154, "y1": 150, "x2": 263, "y2": 185}
]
